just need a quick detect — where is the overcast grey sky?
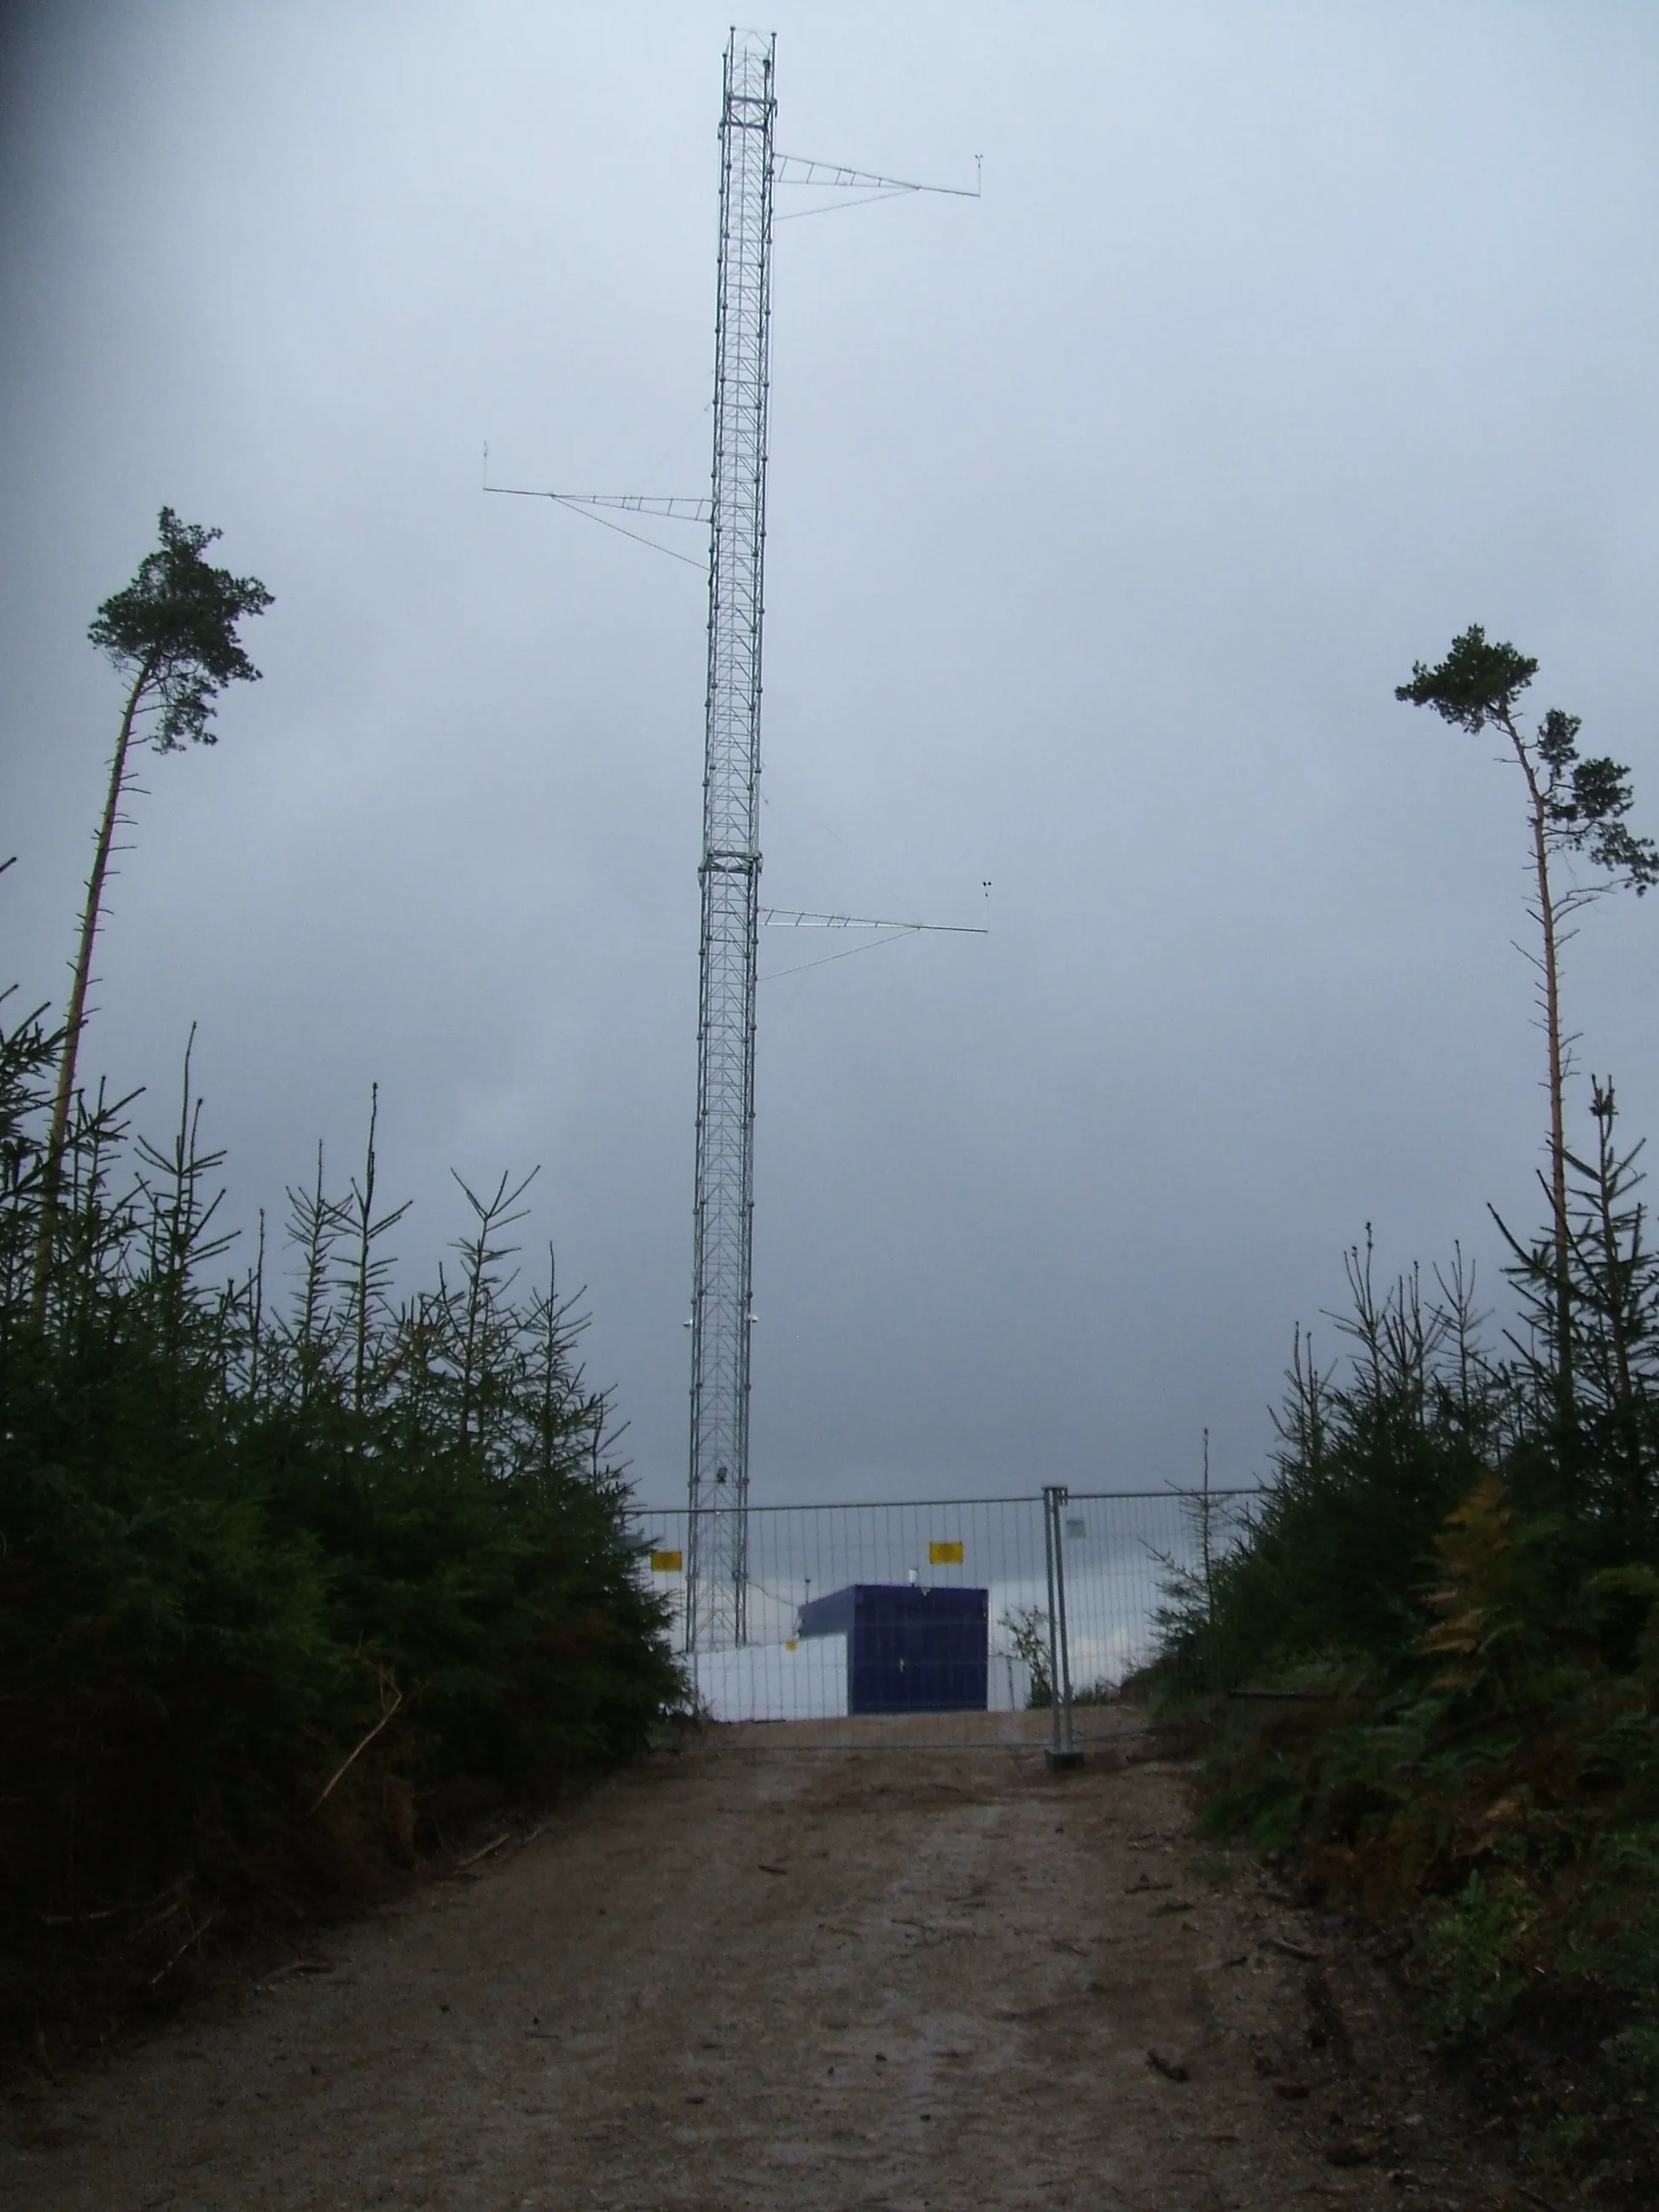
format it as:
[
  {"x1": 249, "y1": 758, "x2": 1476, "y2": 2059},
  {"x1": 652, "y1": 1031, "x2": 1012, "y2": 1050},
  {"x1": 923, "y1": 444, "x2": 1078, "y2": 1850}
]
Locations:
[{"x1": 3, "y1": 2, "x2": 1658, "y2": 1507}]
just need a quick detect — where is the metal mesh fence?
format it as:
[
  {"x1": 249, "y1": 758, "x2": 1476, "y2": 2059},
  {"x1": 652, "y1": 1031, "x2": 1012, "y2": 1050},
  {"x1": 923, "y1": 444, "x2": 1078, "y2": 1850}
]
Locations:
[
  {"x1": 1058, "y1": 1488, "x2": 1258, "y2": 1700},
  {"x1": 627, "y1": 1487, "x2": 1260, "y2": 1750}
]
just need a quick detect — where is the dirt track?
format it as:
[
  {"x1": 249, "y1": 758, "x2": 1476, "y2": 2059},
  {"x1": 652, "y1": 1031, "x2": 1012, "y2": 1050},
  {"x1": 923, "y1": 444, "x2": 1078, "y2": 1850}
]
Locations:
[{"x1": 2, "y1": 1712, "x2": 1513, "y2": 2210}]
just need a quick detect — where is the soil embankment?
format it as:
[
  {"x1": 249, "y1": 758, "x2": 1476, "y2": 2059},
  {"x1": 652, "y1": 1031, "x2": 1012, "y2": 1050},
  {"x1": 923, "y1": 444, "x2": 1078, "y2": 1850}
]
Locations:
[{"x1": 1, "y1": 1712, "x2": 1513, "y2": 2209}]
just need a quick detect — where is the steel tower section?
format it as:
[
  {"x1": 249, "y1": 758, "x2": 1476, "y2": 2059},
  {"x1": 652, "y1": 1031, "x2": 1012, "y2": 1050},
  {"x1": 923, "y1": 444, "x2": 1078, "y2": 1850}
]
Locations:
[{"x1": 685, "y1": 30, "x2": 776, "y2": 1652}]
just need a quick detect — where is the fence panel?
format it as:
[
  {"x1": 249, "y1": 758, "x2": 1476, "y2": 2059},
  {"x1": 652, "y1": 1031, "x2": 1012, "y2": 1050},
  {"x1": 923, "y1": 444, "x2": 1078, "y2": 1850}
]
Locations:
[
  {"x1": 632, "y1": 1497, "x2": 1044, "y2": 1748},
  {"x1": 1054, "y1": 1487, "x2": 1260, "y2": 1703},
  {"x1": 628, "y1": 1486, "x2": 1261, "y2": 1751}
]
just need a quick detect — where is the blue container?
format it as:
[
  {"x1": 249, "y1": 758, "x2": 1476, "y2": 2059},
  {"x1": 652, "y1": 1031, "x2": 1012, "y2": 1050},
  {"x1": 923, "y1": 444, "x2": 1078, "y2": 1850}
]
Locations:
[{"x1": 796, "y1": 1584, "x2": 989, "y2": 1714}]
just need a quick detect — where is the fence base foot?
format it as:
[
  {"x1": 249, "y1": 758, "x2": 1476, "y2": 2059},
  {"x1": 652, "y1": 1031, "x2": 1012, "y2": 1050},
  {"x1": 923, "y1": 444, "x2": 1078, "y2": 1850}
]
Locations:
[{"x1": 1044, "y1": 1745, "x2": 1085, "y2": 1772}]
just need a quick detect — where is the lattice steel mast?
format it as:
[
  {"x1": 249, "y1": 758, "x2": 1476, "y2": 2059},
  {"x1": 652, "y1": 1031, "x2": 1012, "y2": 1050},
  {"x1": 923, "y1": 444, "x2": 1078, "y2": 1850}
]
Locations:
[
  {"x1": 483, "y1": 38, "x2": 976, "y2": 1652},
  {"x1": 684, "y1": 29, "x2": 776, "y2": 1652}
]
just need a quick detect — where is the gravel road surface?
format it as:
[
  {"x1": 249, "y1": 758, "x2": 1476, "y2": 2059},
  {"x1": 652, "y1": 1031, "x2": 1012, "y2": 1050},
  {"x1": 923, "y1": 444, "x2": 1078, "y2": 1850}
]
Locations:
[{"x1": 2, "y1": 1712, "x2": 1514, "y2": 2210}]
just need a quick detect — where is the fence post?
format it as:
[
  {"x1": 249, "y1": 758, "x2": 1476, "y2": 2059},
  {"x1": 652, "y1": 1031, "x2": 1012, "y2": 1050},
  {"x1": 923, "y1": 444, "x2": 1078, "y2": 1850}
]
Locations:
[{"x1": 1042, "y1": 1485, "x2": 1083, "y2": 1770}]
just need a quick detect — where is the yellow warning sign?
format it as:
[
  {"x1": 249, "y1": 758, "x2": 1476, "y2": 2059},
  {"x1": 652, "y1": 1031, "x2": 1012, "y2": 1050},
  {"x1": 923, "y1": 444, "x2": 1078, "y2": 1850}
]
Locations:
[
  {"x1": 649, "y1": 1549, "x2": 684, "y2": 1574},
  {"x1": 928, "y1": 1540, "x2": 964, "y2": 1565}
]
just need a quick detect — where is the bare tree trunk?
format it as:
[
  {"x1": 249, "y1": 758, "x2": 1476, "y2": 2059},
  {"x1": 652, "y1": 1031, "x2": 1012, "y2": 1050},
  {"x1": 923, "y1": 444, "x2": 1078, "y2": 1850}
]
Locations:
[
  {"x1": 351, "y1": 1086, "x2": 381, "y2": 1423},
  {"x1": 32, "y1": 660, "x2": 154, "y2": 1313},
  {"x1": 1507, "y1": 717, "x2": 1572, "y2": 1407},
  {"x1": 1590, "y1": 1084, "x2": 1634, "y2": 1410}
]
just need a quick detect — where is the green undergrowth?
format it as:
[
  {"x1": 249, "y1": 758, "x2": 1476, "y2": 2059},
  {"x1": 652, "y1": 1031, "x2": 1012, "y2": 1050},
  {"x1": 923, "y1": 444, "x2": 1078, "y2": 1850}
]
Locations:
[
  {"x1": 1179, "y1": 1591, "x2": 1659, "y2": 2203},
  {"x1": 1148, "y1": 1120, "x2": 1659, "y2": 2203},
  {"x1": 0, "y1": 999, "x2": 683, "y2": 2068}
]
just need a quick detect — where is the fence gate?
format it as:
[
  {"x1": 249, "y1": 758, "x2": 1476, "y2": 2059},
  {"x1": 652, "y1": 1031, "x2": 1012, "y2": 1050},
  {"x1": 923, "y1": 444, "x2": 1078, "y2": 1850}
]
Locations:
[{"x1": 631, "y1": 1487, "x2": 1255, "y2": 1753}]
